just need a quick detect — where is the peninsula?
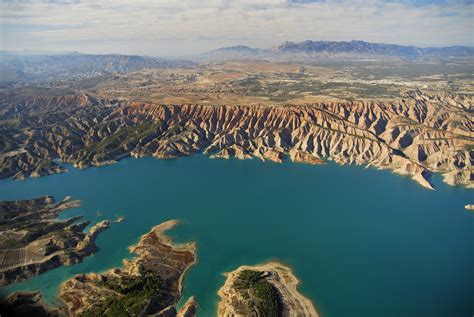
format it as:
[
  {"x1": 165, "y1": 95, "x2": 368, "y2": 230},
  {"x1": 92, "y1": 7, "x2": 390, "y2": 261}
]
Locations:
[
  {"x1": 59, "y1": 220, "x2": 196, "y2": 316},
  {"x1": 0, "y1": 196, "x2": 109, "y2": 287}
]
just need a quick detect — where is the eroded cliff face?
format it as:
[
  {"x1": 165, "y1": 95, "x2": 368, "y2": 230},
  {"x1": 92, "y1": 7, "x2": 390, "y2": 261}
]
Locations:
[{"x1": 1, "y1": 90, "x2": 472, "y2": 188}]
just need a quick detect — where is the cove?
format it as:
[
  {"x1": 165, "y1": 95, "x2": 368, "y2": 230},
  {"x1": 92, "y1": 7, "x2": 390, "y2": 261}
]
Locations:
[{"x1": 0, "y1": 155, "x2": 472, "y2": 317}]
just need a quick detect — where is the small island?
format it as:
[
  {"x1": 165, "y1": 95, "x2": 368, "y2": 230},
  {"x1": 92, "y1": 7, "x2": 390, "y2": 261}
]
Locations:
[{"x1": 218, "y1": 262, "x2": 318, "y2": 317}]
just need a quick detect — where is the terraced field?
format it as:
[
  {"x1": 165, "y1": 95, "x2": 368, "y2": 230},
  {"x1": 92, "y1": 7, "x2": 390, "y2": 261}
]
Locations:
[{"x1": 0, "y1": 196, "x2": 109, "y2": 286}]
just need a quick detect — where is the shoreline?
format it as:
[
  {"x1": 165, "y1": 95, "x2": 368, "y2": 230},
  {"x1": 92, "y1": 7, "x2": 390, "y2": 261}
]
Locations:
[
  {"x1": 1, "y1": 148, "x2": 440, "y2": 190},
  {"x1": 6, "y1": 152, "x2": 458, "y2": 192}
]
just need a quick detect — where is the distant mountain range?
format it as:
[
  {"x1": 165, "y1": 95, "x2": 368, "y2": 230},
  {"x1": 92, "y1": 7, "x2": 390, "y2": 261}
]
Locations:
[
  {"x1": 1, "y1": 40, "x2": 472, "y2": 85},
  {"x1": 199, "y1": 40, "x2": 474, "y2": 61},
  {"x1": 199, "y1": 45, "x2": 263, "y2": 60},
  {"x1": 0, "y1": 52, "x2": 194, "y2": 84}
]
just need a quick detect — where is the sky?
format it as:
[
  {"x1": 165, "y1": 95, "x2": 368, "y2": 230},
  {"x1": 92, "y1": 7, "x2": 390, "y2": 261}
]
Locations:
[{"x1": 0, "y1": 0, "x2": 473, "y2": 57}]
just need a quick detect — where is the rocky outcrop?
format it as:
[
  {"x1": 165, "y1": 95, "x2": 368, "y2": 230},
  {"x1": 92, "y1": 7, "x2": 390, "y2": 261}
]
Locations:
[
  {"x1": 289, "y1": 149, "x2": 325, "y2": 165},
  {"x1": 1, "y1": 91, "x2": 472, "y2": 188},
  {"x1": 217, "y1": 262, "x2": 318, "y2": 317},
  {"x1": 75, "y1": 220, "x2": 110, "y2": 253},
  {"x1": 177, "y1": 297, "x2": 198, "y2": 317}
]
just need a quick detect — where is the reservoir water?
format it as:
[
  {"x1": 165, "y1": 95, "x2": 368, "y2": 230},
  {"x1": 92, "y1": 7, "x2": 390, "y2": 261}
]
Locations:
[{"x1": 0, "y1": 156, "x2": 472, "y2": 317}]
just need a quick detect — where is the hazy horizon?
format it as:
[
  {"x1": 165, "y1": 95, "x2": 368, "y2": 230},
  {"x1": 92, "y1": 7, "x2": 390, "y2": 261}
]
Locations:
[
  {"x1": 1, "y1": 0, "x2": 473, "y2": 58},
  {"x1": 2, "y1": 38, "x2": 474, "y2": 59}
]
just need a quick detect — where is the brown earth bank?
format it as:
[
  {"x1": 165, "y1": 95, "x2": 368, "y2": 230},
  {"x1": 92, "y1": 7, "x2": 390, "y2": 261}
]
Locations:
[
  {"x1": 0, "y1": 196, "x2": 109, "y2": 287},
  {"x1": 1, "y1": 90, "x2": 472, "y2": 188},
  {"x1": 217, "y1": 262, "x2": 318, "y2": 317}
]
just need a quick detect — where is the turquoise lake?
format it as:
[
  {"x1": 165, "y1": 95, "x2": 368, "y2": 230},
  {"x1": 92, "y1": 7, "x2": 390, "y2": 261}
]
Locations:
[{"x1": 0, "y1": 155, "x2": 473, "y2": 317}]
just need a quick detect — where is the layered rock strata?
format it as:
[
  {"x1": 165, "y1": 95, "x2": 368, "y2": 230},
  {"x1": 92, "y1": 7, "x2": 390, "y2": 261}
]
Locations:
[{"x1": 0, "y1": 91, "x2": 472, "y2": 188}]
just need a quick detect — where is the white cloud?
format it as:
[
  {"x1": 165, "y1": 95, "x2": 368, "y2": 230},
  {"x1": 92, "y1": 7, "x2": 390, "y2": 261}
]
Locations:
[{"x1": 0, "y1": 0, "x2": 472, "y2": 56}]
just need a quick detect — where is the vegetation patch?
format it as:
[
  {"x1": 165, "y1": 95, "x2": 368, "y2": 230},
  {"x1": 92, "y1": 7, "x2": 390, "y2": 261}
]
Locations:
[
  {"x1": 233, "y1": 270, "x2": 282, "y2": 317},
  {"x1": 80, "y1": 272, "x2": 167, "y2": 317},
  {"x1": 82, "y1": 121, "x2": 163, "y2": 158}
]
